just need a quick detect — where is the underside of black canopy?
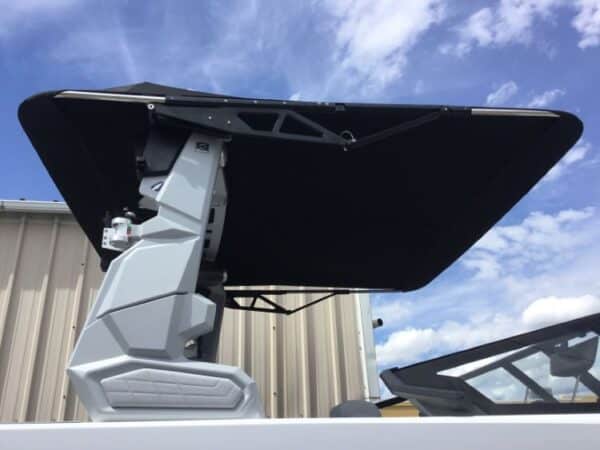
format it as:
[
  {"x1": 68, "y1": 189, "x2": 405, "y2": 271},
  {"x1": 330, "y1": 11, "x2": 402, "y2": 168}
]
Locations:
[{"x1": 18, "y1": 82, "x2": 583, "y2": 290}]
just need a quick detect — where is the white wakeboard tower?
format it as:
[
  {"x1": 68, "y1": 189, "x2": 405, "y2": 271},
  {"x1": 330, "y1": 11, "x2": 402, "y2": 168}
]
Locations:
[{"x1": 4, "y1": 83, "x2": 599, "y2": 449}]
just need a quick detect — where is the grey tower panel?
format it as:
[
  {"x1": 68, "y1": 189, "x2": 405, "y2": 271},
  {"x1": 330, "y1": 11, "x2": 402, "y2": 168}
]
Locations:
[{"x1": 67, "y1": 133, "x2": 264, "y2": 421}]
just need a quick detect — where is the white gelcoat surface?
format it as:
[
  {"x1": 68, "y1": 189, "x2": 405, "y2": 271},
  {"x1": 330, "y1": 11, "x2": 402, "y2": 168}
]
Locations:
[{"x1": 1, "y1": 416, "x2": 599, "y2": 450}]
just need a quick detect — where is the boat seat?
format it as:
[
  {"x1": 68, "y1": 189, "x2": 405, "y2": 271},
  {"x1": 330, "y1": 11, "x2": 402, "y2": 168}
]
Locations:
[{"x1": 330, "y1": 400, "x2": 381, "y2": 417}]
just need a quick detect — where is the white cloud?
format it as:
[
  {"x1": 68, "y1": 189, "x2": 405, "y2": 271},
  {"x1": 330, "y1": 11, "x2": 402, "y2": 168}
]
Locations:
[
  {"x1": 443, "y1": 0, "x2": 564, "y2": 56},
  {"x1": 527, "y1": 88, "x2": 565, "y2": 108},
  {"x1": 377, "y1": 294, "x2": 600, "y2": 366},
  {"x1": 572, "y1": 0, "x2": 600, "y2": 48},
  {"x1": 289, "y1": 92, "x2": 301, "y2": 101},
  {"x1": 462, "y1": 252, "x2": 503, "y2": 280},
  {"x1": 10, "y1": 1, "x2": 448, "y2": 100},
  {"x1": 377, "y1": 311, "x2": 520, "y2": 366},
  {"x1": 486, "y1": 81, "x2": 519, "y2": 106},
  {"x1": 371, "y1": 298, "x2": 413, "y2": 327},
  {"x1": 522, "y1": 294, "x2": 600, "y2": 328},
  {"x1": 443, "y1": 0, "x2": 600, "y2": 54},
  {"x1": 543, "y1": 140, "x2": 591, "y2": 182},
  {"x1": 321, "y1": 0, "x2": 446, "y2": 96},
  {"x1": 465, "y1": 206, "x2": 595, "y2": 279},
  {"x1": 441, "y1": 8, "x2": 494, "y2": 56},
  {"x1": 475, "y1": 207, "x2": 595, "y2": 256},
  {"x1": 377, "y1": 327, "x2": 436, "y2": 365},
  {"x1": 375, "y1": 206, "x2": 600, "y2": 368}
]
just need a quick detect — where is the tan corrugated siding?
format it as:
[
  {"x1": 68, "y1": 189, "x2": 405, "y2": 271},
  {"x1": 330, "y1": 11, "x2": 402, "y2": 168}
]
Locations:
[{"x1": 0, "y1": 206, "x2": 377, "y2": 422}]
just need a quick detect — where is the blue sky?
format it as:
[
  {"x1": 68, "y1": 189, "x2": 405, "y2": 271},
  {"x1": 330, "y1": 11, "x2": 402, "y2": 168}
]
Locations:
[{"x1": 1, "y1": 0, "x2": 599, "y2": 379}]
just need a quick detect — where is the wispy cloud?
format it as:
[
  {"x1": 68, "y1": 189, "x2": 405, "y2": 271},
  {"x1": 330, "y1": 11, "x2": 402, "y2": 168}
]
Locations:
[
  {"x1": 45, "y1": 1, "x2": 277, "y2": 91},
  {"x1": 485, "y1": 80, "x2": 519, "y2": 106},
  {"x1": 542, "y1": 140, "x2": 591, "y2": 181},
  {"x1": 441, "y1": 0, "x2": 564, "y2": 56},
  {"x1": 441, "y1": 0, "x2": 600, "y2": 56},
  {"x1": 526, "y1": 88, "x2": 565, "y2": 107},
  {"x1": 376, "y1": 206, "x2": 600, "y2": 367},
  {"x1": 466, "y1": 206, "x2": 596, "y2": 279},
  {"x1": 377, "y1": 293, "x2": 600, "y2": 366},
  {"x1": 521, "y1": 294, "x2": 600, "y2": 328},
  {"x1": 12, "y1": 1, "x2": 449, "y2": 101},
  {"x1": 572, "y1": 0, "x2": 600, "y2": 48},
  {"x1": 49, "y1": 26, "x2": 140, "y2": 83},
  {"x1": 440, "y1": 8, "x2": 495, "y2": 57},
  {"x1": 0, "y1": 0, "x2": 81, "y2": 39},
  {"x1": 320, "y1": 0, "x2": 446, "y2": 97},
  {"x1": 371, "y1": 298, "x2": 414, "y2": 328}
]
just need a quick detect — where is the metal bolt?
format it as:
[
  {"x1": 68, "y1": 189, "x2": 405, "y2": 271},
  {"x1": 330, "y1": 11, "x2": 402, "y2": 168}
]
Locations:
[
  {"x1": 208, "y1": 115, "x2": 213, "y2": 120},
  {"x1": 226, "y1": 120, "x2": 231, "y2": 125},
  {"x1": 147, "y1": 103, "x2": 155, "y2": 110}
]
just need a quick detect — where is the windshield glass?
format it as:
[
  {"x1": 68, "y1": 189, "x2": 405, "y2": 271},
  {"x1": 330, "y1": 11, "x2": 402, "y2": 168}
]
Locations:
[{"x1": 441, "y1": 332, "x2": 600, "y2": 404}]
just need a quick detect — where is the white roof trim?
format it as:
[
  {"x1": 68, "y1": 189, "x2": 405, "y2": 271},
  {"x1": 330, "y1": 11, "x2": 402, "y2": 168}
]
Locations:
[{"x1": 0, "y1": 200, "x2": 71, "y2": 214}]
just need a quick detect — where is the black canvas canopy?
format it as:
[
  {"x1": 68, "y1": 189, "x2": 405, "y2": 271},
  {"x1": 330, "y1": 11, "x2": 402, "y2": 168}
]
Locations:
[{"x1": 18, "y1": 83, "x2": 583, "y2": 290}]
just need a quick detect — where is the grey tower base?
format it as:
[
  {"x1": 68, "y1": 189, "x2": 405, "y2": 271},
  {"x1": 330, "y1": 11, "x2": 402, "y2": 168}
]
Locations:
[{"x1": 67, "y1": 132, "x2": 264, "y2": 421}]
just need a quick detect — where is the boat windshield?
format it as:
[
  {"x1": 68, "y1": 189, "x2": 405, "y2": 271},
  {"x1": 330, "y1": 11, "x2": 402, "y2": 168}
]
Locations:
[
  {"x1": 441, "y1": 332, "x2": 600, "y2": 405},
  {"x1": 380, "y1": 313, "x2": 600, "y2": 415}
]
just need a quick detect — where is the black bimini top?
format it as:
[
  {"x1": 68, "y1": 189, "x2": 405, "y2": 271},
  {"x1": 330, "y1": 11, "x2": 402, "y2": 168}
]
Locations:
[{"x1": 18, "y1": 82, "x2": 583, "y2": 290}]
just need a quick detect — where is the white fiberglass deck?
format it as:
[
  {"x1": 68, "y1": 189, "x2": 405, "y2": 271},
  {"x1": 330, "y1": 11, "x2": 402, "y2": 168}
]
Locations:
[{"x1": 1, "y1": 415, "x2": 599, "y2": 450}]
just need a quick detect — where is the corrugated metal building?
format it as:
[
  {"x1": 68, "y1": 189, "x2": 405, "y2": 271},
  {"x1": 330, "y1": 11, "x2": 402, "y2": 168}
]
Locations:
[{"x1": 0, "y1": 200, "x2": 379, "y2": 422}]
